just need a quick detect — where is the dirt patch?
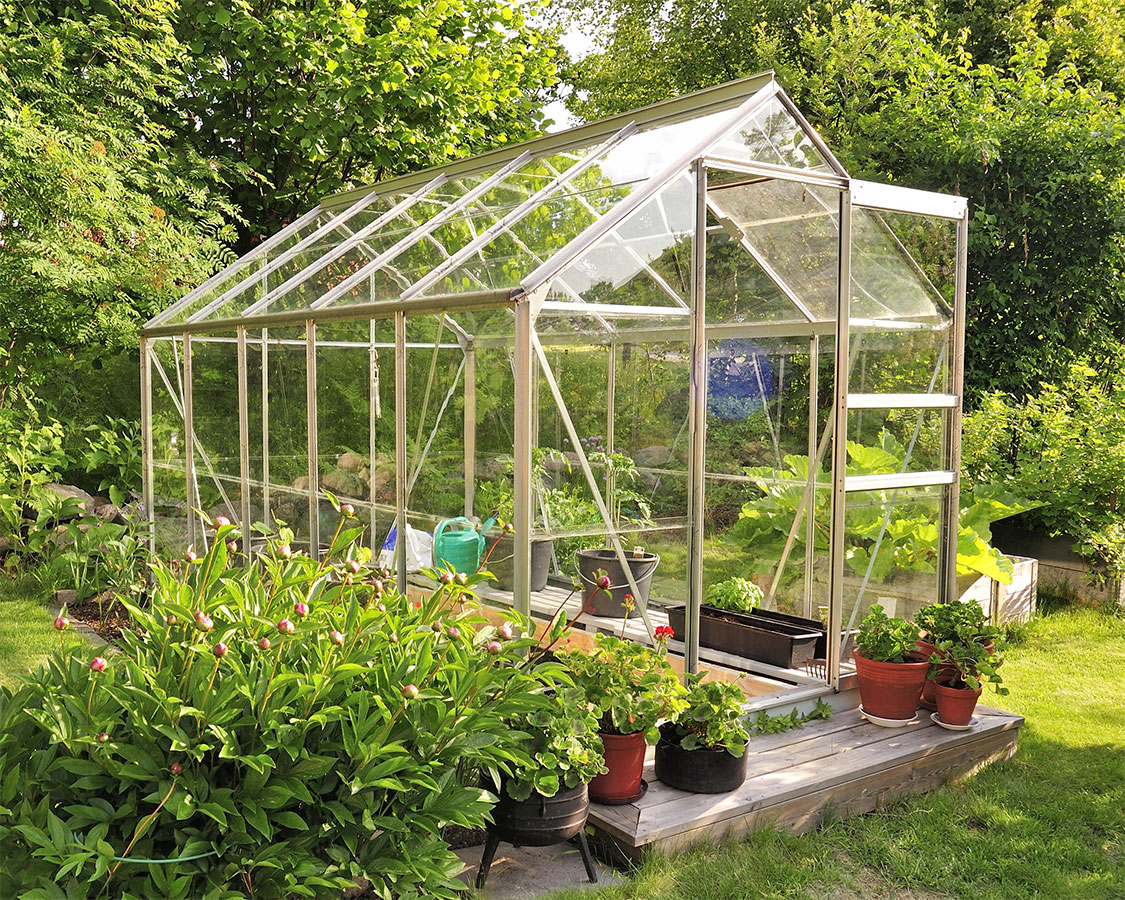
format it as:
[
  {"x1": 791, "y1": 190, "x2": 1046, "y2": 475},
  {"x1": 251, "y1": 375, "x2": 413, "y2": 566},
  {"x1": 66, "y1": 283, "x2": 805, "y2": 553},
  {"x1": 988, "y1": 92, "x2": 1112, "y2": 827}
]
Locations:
[{"x1": 65, "y1": 592, "x2": 132, "y2": 643}]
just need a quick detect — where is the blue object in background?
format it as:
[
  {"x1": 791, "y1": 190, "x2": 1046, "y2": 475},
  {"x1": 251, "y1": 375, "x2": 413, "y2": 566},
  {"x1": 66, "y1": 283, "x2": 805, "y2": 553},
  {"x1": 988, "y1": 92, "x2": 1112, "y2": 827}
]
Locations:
[{"x1": 708, "y1": 340, "x2": 773, "y2": 420}]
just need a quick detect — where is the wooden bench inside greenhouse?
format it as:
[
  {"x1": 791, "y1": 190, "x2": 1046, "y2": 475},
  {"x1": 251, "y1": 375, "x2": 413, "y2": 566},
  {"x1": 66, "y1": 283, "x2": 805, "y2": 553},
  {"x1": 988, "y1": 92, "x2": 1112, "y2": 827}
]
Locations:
[{"x1": 588, "y1": 705, "x2": 1023, "y2": 860}]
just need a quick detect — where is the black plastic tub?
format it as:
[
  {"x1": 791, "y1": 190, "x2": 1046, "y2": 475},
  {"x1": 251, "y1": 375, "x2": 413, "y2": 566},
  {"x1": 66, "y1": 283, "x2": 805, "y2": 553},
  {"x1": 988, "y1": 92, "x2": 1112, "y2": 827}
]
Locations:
[
  {"x1": 665, "y1": 605, "x2": 823, "y2": 669},
  {"x1": 653, "y1": 723, "x2": 747, "y2": 793}
]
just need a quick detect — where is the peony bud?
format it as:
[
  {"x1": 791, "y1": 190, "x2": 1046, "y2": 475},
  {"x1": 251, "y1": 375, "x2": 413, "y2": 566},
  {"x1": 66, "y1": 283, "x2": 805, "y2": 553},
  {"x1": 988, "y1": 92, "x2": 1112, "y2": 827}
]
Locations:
[
  {"x1": 186, "y1": 547, "x2": 199, "y2": 563},
  {"x1": 54, "y1": 615, "x2": 68, "y2": 631},
  {"x1": 194, "y1": 610, "x2": 214, "y2": 632},
  {"x1": 277, "y1": 618, "x2": 295, "y2": 635},
  {"x1": 454, "y1": 572, "x2": 467, "y2": 586},
  {"x1": 213, "y1": 641, "x2": 228, "y2": 658},
  {"x1": 503, "y1": 521, "x2": 515, "y2": 534},
  {"x1": 372, "y1": 578, "x2": 383, "y2": 593},
  {"x1": 431, "y1": 620, "x2": 444, "y2": 633},
  {"x1": 376, "y1": 602, "x2": 386, "y2": 613},
  {"x1": 439, "y1": 571, "x2": 453, "y2": 586},
  {"x1": 258, "y1": 637, "x2": 271, "y2": 650},
  {"x1": 401, "y1": 683, "x2": 419, "y2": 700},
  {"x1": 96, "y1": 732, "x2": 109, "y2": 743},
  {"x1": 487, "y1": 640, "x2": 503, "y2": 655},
  {"x1": 279, "y1": 544, "x2": 293, "y2": 559},
  {"x1": 388, "y1": 631, "x2": 399, "y2": 644},
  {"x1": 597, "y1": 574, "x2": 612, "y2": 590},
  {"x1": 227, "y1": 540, "x2": 238, "y2": 553},
  {"x1": 165, "y1": 615, "x2": 178, "y2": 626},
  {"x1": 329, "y1": 630, "x2": 344, "y2": 646},
  {"x1": 341, "y1": 503, "x2": 355, "y2": 518},
  {"x1": 293, "y1": 601, "x2": 309, "y2": 617},
  {"x1": 498, "y1": 623, "x2": 514, "y2": 641},
  {"x1": 446, "y1": 625, "x2": 461, "y2": 640},
  {"x1": 170, "y1": 762, "x2": 182, "y2": 775},
  {"x1": 214, "y1": 516, "x2": 231, "y2": 528},
  {"x1": 346, "y1": 559, "x2": 360, "y2": 575},
  {"x1": 90, "y1": 657, "x2": 107, "y2": 672}
]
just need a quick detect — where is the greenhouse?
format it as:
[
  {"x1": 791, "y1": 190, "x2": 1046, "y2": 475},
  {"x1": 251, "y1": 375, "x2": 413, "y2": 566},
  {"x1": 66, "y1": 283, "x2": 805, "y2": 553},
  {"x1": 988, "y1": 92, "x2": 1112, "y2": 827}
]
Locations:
[{"x1": 140, "y1": 71, "x2": 968, "y2": 693}]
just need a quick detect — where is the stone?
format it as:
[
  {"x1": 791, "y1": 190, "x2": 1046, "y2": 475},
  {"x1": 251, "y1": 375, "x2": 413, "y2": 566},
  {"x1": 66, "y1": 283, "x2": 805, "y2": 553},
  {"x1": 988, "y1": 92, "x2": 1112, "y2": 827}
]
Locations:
[
  {"x1": 93, "y1": 503, "x2": 125, "y2": 524},
  {"x1": 292, "y1": 476, "x2": 310, "y2": 493},
  {"x1": 0, "y1": 535, "x2": 10, "y2": 554},
  {"x1": 337, "y1": 451, "x2": 365, "y2": 472},
  {"x1": 321, "y1": 468, "x2": 365, "y2": 499},
  {"x1": 41, "y1": 484, "x2": 96, "y2": 519},
  {"x1": 633, "y1": 445, "x2": 673, "y2": 468}
]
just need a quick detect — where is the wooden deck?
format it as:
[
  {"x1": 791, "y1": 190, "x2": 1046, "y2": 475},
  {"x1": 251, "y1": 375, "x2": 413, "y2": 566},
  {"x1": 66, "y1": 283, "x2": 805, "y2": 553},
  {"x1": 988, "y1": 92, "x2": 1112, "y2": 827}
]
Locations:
[{"x1": 589, "y1": 704, "x2": 1023, "y2": 859}]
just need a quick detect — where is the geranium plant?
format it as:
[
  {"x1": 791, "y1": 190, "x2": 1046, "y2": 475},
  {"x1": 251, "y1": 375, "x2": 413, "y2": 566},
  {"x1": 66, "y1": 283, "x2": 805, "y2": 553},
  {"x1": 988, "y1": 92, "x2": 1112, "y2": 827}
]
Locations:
[
  {"x1": 929, "y1": 636, "x2": 1007, "y2": 695},
  {"x1": 559, "y1": 633, "x2": 688, "y2": 744},
  {"x1": 665, "y1": 677, "x2": 750, "y2": 756}
]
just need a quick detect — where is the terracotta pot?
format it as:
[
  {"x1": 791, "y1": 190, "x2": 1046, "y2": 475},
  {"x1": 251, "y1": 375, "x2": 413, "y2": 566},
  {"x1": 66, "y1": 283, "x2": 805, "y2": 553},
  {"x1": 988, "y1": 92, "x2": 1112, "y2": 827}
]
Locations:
[
  {"x1": 853, "y1": 649, "x2": 928, "y2": 721},
  {"x1": 589, "y1": 731, "x2": 646, "y2": 803},
  {"x1": 934, "y1": 682, "x2": 982, "y2": 726},
  {"x1": 916, "y1": 639, "x2": 994, "y2": 711}
]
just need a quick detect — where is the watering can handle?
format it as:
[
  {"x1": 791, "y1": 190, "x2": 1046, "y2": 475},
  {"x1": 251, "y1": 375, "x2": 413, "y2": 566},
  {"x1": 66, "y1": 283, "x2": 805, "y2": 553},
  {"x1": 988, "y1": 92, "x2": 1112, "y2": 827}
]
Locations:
[{"x1": 432, "y1": 516, "x2": 474, "y2": 567}]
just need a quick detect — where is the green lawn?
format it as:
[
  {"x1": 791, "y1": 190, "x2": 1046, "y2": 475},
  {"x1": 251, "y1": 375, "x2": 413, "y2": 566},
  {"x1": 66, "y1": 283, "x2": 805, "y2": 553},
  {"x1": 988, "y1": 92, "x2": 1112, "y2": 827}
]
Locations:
[
  {"x1": 0, "y1": 577, "x2": 89, "y2": 691},
  {"x1": 539, "y1": 606, "x2": 1125, "y2": 900}
]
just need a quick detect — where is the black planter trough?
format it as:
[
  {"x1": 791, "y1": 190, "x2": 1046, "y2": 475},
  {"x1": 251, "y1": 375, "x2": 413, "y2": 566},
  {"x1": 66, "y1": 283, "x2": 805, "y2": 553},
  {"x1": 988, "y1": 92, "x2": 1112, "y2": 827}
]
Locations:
[
  {"x1": 665, "y1": 605, "x2": 824, "y2": 669},
  {"x1": 653, "y1": 723, "x2": 748, "y2": 793},
  {"x1": 477, "y1": 781, "x2": 598, "y2": 888}
]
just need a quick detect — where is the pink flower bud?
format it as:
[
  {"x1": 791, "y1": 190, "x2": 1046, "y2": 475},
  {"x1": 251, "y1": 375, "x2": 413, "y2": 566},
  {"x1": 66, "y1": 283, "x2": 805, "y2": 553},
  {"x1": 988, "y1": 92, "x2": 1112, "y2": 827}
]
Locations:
[
  {"x1": 346, "y1": 559, "x2": 360, "y2": 574},
  {"x1": 431, "y1": 620, "x2": 444, "y2": 633},
  {"x1": 293, "y1": 601, "x2": 309, "y2": 617},
  {"x1": 498, "y1": 623, "x2": 514, "y2": 641},
  {"x1": 258, "y1": 637, "x2": 271, "y2": 650},
  {"x1": 454, "y1": 572, "x2": 467, "y2": 586},
  {"x1": 341, "y1": 503, "x2": 355, "y2": 518},
  {"x1": 54, "y1": 615, "x2": 68, "y2": 631},
  {"x1": 439, "y1": 571, "x2": 453, "y2": 586},
  {"x1": 503, "y1": 521, "x2": 515, "y2": 534},
  {"x1": 165, "y1": 615, "x2": 178, "y2": 626},
  {"x1": 372, "y1": 578, "x2": 383, "y2": 593},
  {"x1": 329, "y1": 630, "x2": 344, "y2": 646},
  {"x1": 90, "y1": 657, "x2": 107, "y2": 672},
  {"x1": 96, "y1": 732, "x2": 109, "y2": 743},
  {"x1": 401, "y1": 683, "x2": 419, "y2": 700},
  {"x1": 213, "y1": 641, "x2": 228, "y2": 658},
  {"x1": 277, "y1": 618, "x2": 295, "y2": 635},
  {"x1": 487, "y1": 640, "x2": 503, "y2": 655},
  {"x1": 215, "y1": 516, "x2": 231, "y2": 528},
  {"x1": 186, "y1": 547, "x2": 199, "y2": 563},
  {"x1": 389, "y1": 631, "x2": 398, "y2": 643},
  {"x1": 171, "y1": 762, "x2": 182, "y2": 775},
  {"x1": 194, "y1": 610, "x2": 214, "y2": 632},
  {"x1": 597, "y1": 574, "x2": 612, "y2": 590},
  {"x1": 279, "y1": 544, "x2": 293, "y2": 559},
  {"x1": 446, "y1": 625, "x2": 461, "y2": 640},
  {"x1": 376, "y1": 602, "x2": 386, "y2": 613},
  {"x1": 227, "y1": 540, "x2": 238, "y2": 553}
]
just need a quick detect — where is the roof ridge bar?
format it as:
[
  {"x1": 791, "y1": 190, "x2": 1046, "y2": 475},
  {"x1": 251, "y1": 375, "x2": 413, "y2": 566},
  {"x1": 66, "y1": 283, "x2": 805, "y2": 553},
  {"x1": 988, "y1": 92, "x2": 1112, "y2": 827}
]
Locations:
[
  {"x1": 518, "y1": 81, "x2": 781, "y2": 297},
  {"x1": 147, "y1": 204, "x2": 325, "y2": 328},
  {"x1": 238, "y1": 174, "x2": 449, "y2": 320},
  {"x1": 774, "y1": 88, "x2": 849, "y2": 178},
  {"x1": 398, "y1": 122, "x2": 639, "y2": 301},
  {"x1": 307, "y1": 151, "x2": 534, "y2": 311},
  {"x1": 185, "y1": 189, "x2": 386, "y2": 324}
]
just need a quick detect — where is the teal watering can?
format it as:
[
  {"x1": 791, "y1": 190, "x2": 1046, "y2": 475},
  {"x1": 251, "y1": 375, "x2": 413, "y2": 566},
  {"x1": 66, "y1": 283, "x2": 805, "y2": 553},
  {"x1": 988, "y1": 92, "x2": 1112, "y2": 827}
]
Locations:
[{"x1": 432, "y1": 515, "x2": 497, "y2": 575}]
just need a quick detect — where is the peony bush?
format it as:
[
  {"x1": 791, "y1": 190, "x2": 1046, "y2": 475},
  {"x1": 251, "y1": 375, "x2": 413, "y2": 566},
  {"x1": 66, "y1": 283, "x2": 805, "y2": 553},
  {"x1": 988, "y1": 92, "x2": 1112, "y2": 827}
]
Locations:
[{"x1": 0, "y1": 515, "x2": 554, "y2": 899}]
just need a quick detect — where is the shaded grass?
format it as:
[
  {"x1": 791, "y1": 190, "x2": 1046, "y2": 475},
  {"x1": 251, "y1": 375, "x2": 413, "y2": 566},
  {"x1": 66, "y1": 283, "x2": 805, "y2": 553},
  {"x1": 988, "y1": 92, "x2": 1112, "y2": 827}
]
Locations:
[
  {"x1": 536, "y1": 606, "x2": 1125, "y2": 900},
  {"x1": 0, "y1": 576, "x2": 89, "y2": 690}
]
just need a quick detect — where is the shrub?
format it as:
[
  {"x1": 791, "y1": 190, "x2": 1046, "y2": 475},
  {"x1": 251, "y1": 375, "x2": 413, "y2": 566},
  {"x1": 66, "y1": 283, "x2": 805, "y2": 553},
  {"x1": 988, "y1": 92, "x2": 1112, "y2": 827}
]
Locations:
[{"x1": 0, "y1": 516, "x2": 552, "y2": 899}]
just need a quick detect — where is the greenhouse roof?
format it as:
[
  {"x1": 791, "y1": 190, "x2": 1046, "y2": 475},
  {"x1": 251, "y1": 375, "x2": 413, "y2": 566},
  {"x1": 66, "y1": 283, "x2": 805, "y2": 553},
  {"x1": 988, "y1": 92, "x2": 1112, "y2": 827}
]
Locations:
[{"x1": 145, "y1": 72, "x2": 957, "y2": 337}]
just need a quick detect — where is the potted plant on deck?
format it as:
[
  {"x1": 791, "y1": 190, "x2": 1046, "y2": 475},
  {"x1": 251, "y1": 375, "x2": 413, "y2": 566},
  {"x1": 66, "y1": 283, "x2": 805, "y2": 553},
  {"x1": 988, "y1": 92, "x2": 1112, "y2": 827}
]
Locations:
[
  {"x1": 654, "y1": 677, "x2": 750, "y2": 793},
  {"x1": 928, "y1": 636, "x2": 1007, "y2": 728},
  {"x1": 914, "y1": 600, "x2": 1003, "y2": 711},
  {"x1": 559, "y1": 632, "x2": 687, "y2": 804},
  {"x1": 853, "y1": 604, "x2": 929, "y2": 724}
]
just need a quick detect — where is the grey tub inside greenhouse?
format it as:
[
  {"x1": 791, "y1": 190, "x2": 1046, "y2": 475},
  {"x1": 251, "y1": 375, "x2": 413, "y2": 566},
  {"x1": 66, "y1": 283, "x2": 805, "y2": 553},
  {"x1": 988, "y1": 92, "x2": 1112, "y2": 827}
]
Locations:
[{"x1": 140, "y1": 71, "x2": 968, "y2": 695}]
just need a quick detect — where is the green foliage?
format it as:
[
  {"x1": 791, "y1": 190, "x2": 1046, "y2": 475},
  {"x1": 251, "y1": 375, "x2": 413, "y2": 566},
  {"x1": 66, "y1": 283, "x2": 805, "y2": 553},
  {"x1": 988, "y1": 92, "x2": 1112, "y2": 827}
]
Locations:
[
  {"x1": 0, "y1": 518, "x2": 557, "y2": 899},
  {"x1": 81, "y1": 419, "x2": 142, "y2": 508},
  {"x1": 559, "y1": 633, "x2": 688, "y2": 744},
  {"x1": 930, "y1": 636, "x2": 1007, "y2": 694},
  {"x1": 704, "y1": 577, "x2": 763, "y2": 614},
  {"x1": 962, "y1": 355, "x2": 1125, "y2": 579},
  {"x1": 499, "y1": 684, "x2": 607, "y2": 802},
  {"x1": 914, "y1": 600, "x2": 1001, "y2": 647},
  {"x1": 748, "y1": 699, "x2": 834, "y2": 736},
  {"x1": 667, "y1": 677, "x2": 750, "y2": 756},
  {"x1": 732, "y1": 435, "x2": 1038, "y2": 585},
  {"x1": 855, "y1": 604, "x2": 921, "y2": 664}
]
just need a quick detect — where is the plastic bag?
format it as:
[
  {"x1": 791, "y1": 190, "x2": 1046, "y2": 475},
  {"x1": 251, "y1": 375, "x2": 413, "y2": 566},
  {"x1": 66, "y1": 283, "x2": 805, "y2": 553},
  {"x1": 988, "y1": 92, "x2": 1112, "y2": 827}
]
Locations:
[{"x1": 377, "y1": 524, "x2": 433, "y2": 573}]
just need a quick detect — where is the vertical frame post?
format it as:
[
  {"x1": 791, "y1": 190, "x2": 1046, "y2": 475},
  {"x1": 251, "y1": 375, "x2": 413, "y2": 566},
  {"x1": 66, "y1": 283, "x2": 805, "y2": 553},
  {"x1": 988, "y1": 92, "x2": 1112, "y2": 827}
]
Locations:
[
  {"x1": 606, "y1": 341, "x2": 616, "y2": 503},
  {"x1": 305, "y1": 320, "x2": 320, "y2": 557},
  {"x1": 804, "y1": 334, "x2": 819, "y2": 620},
  {"x1": 464, "y1": 346, "x2": 477, "y2": 517},
  {"x1": 183, "y1": 333, "x2": 197, "y2": 550},
  {"x1": 513, "y1": 296, "x2": 534, "y2": 615},
  {"x1": 941, "y1": 213, "x2": 969, "y2": 601},
  {"x1": 394, "y1": 311, "x2": 408, "y2": 591},
  {"x1": 370, "y1": 319, "x2": 380, "y2": 556},
  {"x1": 140, "y1": 337, "x2": 155, "y2": 555},
  {"x1": 237, "y1": 327, "x2": 252, "y2": 555},
  {"x1": 685, "y1": 160, "x2": 708, "y2": 675},
  {"x1": 261, "y1": 328, "x2": 270, "y2": 531},
  {"x1": 827, "y1": 190, "x2": 853, "y2": 688}
]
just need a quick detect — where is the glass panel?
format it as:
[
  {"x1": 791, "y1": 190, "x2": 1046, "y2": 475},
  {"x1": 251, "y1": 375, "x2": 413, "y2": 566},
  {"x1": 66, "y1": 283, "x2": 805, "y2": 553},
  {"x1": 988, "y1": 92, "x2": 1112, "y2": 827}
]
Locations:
[
  {"x1": 838, "y1": 485, "x2": 947, "y2": 665},
  {"x1": 709, "y1": 96, "x2": 830, "y2": 171},
  {"x1": 244, "y1": 331, "x2": 265, "y2": 552},
  {"x1": 190, "y1": 336, "x2": 243, "y2": 531},
  {"x1": 150, "y1": 337, "x2": 191, "y2": 555},
  {"x1": 263, "y1": 327, "x2": 311, "y2": 553},
  {"x1": 704, "y1": 220, "x2": 813, "y2": 326},
  {"x1": 547, "y1": 173, "x2": 696, "y2": 306},
  {"x1": 848, "y1": 324, "x2": 951, "y2": 395},
  {"x1": 847, "y1": 408, "x2": 950, "y2": 475},
  {"x1": 851, "y1": 208, "x2": 949, "y2": 322}
]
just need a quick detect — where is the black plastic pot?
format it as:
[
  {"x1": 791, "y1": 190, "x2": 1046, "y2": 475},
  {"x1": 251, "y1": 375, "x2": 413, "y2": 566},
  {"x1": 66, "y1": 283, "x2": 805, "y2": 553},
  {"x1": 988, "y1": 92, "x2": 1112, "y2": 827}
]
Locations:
[
  {"x1": 665, "y1": 604, "x2": 822, "y2": 668},
  {"x1": 576, "y1": 548, "x2": 660, "y2": 618},
  {"x1": 653, "y1": 723, "x2": 748, "y2": 794},
  {"x1": 482, "y1": 535, "x2": 552, "y2": 592}
]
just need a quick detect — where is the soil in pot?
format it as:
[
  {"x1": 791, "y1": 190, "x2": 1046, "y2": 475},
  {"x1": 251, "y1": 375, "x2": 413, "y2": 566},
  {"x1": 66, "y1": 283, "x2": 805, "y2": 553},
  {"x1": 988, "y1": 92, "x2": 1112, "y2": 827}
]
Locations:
[
  {"x1": 853, "y1": 649, "x2": 928, "y2": 721},
  {"x1": 934, "y1": 682, "x2": 983, "y2": 726},
  {"x1": 576, "y1": 549, "x2": 660, "y2": 618},
  {"x1": 589, "y1": 731, "x2": 646, "y2": 803},
  {"x1": 653, "y1": 723, "x2": 747, "y2": 793},
  {"x1": 481, "y1": 535, "x2": 552, "y2": 592}
]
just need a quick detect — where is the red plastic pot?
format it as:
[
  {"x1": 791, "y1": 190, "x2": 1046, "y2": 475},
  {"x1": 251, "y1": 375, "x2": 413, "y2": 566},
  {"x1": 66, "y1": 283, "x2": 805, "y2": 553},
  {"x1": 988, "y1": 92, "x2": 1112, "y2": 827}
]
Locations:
[
  {"x1": 853, "y1": 649, "x2": 928, "y2": 721},
  {"x1": 589, "y1": 731, "x2": 646, "y2": 804},
  {"x1": 934, "y1": 682, "x2": 982, "y2": 726}
]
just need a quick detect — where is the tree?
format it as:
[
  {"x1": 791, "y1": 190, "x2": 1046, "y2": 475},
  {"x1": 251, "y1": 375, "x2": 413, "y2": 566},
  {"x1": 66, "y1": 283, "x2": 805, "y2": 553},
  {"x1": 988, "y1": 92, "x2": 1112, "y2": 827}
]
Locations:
[
  {"x1": 171, "y1": 0, "x2": 561, "y2": 247},
  {"x1": 552, "y1": 0, "x2": 1125, "y2": 398},
  {"x1": 0, "y1": 0, "x2": 236, "y2": 412}
]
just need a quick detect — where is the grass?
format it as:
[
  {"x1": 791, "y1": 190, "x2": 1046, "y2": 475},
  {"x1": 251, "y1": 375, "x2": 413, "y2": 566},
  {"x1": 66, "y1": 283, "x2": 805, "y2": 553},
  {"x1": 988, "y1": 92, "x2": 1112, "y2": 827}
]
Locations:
[
  {"x1": 0, "y1": 576, "x2": 89, "y2": 691},
  {"x1": 538, "y1": 605, "x2": 1125, "y2": 900}
]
